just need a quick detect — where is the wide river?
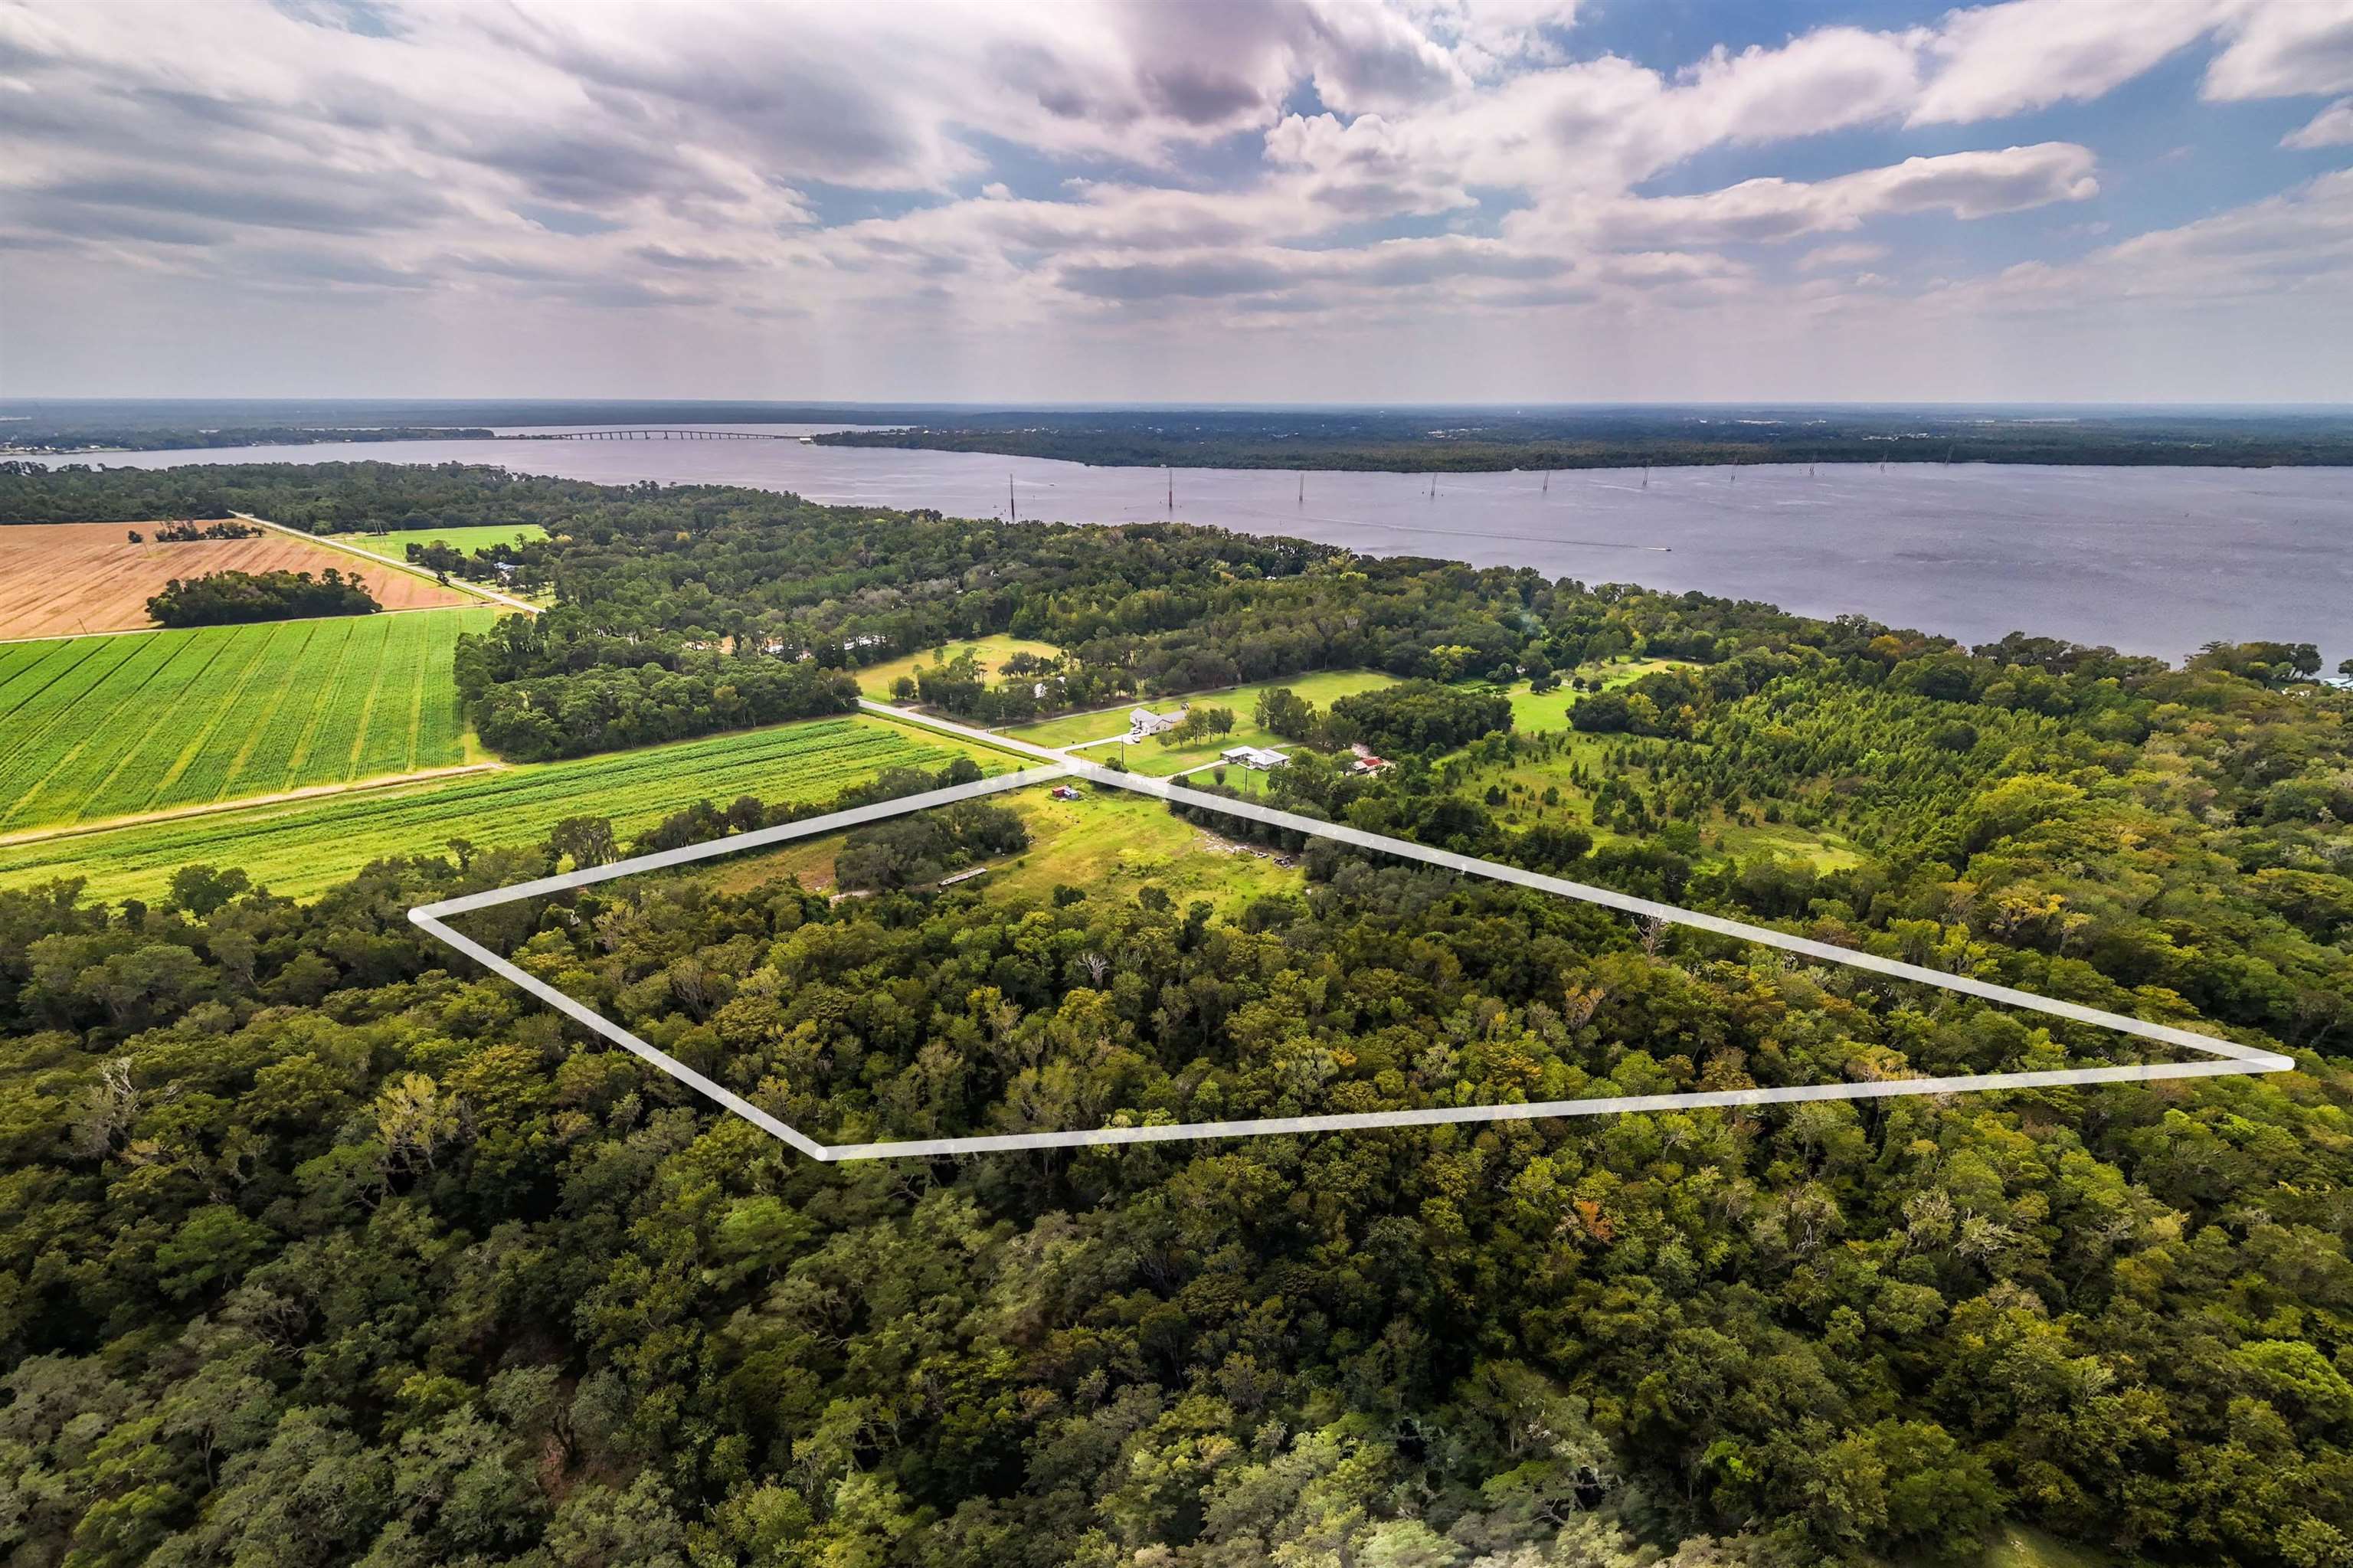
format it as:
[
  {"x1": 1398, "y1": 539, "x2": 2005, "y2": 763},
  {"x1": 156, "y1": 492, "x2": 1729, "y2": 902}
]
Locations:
[{"x1": 92, "y1": 424, "x2": 2353, "y2": 663}]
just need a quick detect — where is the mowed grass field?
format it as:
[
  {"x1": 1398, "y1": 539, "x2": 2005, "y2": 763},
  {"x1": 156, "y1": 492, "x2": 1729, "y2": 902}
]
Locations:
[
  {"x1": 330, "y1": 524, "x2": 550, "y2": 558},
  {"x1": 989, "y1": 785, "x2": 1301, "y2": 912},
  {"x1": 0, "y1": 715, "x2": 1017, "y2": 902},
  {"x1": 1497, "y1": 658, "x2": 1697, "y2": 734},
  {"x1": 0, "y1": 608, "x2": 501, "y2": 833},
  {"x1": 854, "y1": 635, "x2": 1061, "y2": 700}
]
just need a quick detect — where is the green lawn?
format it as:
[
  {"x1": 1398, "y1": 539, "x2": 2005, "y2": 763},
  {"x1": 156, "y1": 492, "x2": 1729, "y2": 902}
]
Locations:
[
  {"x1": 332, "y1": 524, "x2": 550, "y2": 559},
  {"x1": 1489, "y1": 657, "x2": 1699, "y2": 734},
  {"x1": 991, "y1": 784, "x2": 1303, "y2": 913},
  {"x1": 0, "y1": 608, "x2": 501, "y2": 833},
  {"x1": 1005, "y1": 669, "x2": 1398, "y2": 755},
  {"x1": 854, "y1": 635, "x2": 1062, "y2": 700},
  {"x1": 0, "y1": 715, "x2": 1016, "y2": 903}
]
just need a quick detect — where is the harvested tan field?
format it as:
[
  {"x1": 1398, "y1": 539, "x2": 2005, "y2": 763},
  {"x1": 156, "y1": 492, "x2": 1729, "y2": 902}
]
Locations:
[{"x1": 0, "y1": 522, "x2": 479, "y2": 638}]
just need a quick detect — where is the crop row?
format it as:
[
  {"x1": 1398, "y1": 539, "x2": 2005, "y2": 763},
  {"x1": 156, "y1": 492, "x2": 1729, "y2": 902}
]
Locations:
[
  {"x1": 87, "y1": 624, "x2": 283, "y2": 821},
  {"x1": 281, "y1": 618, "x2": 388, "y2": 783},
  {"x1": 146, "y1": 624, "x2": 299, "y2": 813},
  {"x1": 31, "y1": 630, "x2": 250, "y2": 829},
  {"x1": 417, "y1": 613, "x2": 467, "y2": 763},
  {"x1": 0, "y1": 608, "x2": 499, "y2": 832},
  {"x1": 0, "y1": 639, "x2": 103, "y2": 722},
  {"x1": 218, "y1": 621, "x2": 339, "y2": 800},
  {"x1": 0, "y1": 636, "x2": 175, "y2": 827},
  {"x1": 355, "y1": 614, "x2": 436, "y2": 780},
  {"x1": 1, "y1": 715, "x2": 998, "y2": 902}
]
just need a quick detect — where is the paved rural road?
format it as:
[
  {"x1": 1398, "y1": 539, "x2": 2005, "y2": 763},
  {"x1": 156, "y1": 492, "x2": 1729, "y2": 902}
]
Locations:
[{"x1": 232, "y1": 512, "x2": 542, "y2": 614}]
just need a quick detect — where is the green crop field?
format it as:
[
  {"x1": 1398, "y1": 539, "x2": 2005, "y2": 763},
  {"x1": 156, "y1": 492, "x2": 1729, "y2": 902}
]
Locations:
[
  {"x1": 330, "y1": 524, "x2": 550, "y2": 559},
  {"x1": 0, "y1": 715, "x2": 1016, "y2": 902},
  {"x1": 0, "y1": 608, "x2": 501, "y2": 833}
]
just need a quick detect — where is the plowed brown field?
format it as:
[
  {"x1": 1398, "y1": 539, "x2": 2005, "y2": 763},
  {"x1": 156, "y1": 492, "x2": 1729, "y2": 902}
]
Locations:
[{"x1": 0, "y1": 522, "x2": 478, "y2": 638}]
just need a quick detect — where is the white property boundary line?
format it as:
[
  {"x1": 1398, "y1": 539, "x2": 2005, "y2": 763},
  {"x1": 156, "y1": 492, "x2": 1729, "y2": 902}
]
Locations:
[{"x1": 409, "y1": 700, "x2": 2293, "y2": 1162}]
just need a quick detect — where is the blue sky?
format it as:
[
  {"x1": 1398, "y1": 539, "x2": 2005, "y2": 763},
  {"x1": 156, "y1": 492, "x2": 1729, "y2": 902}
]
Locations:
[{"x1": 2, "y1": 0, "x2": 2349, "y2": 401}]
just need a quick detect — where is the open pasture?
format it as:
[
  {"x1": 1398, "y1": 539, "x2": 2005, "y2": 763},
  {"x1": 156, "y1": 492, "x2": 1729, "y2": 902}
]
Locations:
[
  {"x1": 853, "y1": 634, "x2": 1061, "y2": 699},
  {"x1": 0, "y1": 608, "x2": 500, "y2": 833},
  {"x1": 0, "y1": 521, "x2": 479, "y2": 637},
  {"x1": 0, "y1": 714, "x2": 1014, "y2": 902},
  {"x1": 330, "y1": 523, "x2": 550, "y2": 558}
]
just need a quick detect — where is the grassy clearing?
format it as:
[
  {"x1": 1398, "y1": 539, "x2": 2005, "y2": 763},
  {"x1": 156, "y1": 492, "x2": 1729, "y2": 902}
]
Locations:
[
  {"x1": 853, "y1": 635, "x2": 1061, "y2": 700},
  {"x1": 330, "y1": 524, "x2": 551, "y2": 558},
  {"x1": 1455, "y1": 727, "x2": 1862, "y2": 872},
  {"x1": 1006, "y1": 669, "x2": 1399, "y2": 757},
  {"x1": 991, "y1": 785, "x2": 1303, "y2": 913},
  {"x1": 702, "y1": 780, "x2": 1304, "y2": 915},
  {"x1": 0, "y1": 608, "x2": 499, "y2": 833},
  {"x1": 0, "y1": 715, "x2": 1015, "y2": 903},
  {"x1": 1490, "y1": 657, "x2": 1699, "y2": 734}
]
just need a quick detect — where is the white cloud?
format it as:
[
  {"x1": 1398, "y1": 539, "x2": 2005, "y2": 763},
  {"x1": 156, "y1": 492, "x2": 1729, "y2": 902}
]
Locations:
[
  {"x1": 1939, "y1": 168, "x2": 2353, "y2": 309},
  {"x1": 1586, "y1": 145, "x2": 2097, "y2": 248},
  {"x1": 1671, "y1": 28, "x2": 1922, "y2": 146},
  {"x1": 1264, "y1": 111, "x2": 1473, "y2": 218},
  {"x1": 1911, "y1": 0, "x2": 2230, "y2": 123},
  {"x1": 2284, "y1": 97, "x2": 2353, "y2": 147},
  {"x1": 2203, "y1": 0, "x2": 2353, "y2": 100},
  {"x1": 0, "y1": 0, "x2": 2346, "y2": 398},
  {"x1": 1800, "y1": 241, "x2": 1892, "y2": 270}
]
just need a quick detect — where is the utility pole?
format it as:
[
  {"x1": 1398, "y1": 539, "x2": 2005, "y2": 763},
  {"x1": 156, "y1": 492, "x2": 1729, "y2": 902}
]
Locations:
[{"x1": 1009, "y1": 473, "x2": 1016, "y2": 522}]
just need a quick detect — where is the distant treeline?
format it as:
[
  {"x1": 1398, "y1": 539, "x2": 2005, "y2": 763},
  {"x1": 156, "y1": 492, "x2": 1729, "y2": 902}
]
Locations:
[
  {"x1": 0, "y1": 460, "x2": 612, "y2": 530},
  {"x1": 2, "y1": 426, "x2": 495, "y2": 453},
  {"x1": 813, "y1": 407, "x2": 2353, "y2": 471},
  {"x1": 146, "y1": 568, "x2": 380, "y2": 627}
]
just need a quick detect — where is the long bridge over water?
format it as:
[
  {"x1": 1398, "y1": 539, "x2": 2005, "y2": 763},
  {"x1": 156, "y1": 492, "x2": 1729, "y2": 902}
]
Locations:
[{"x1": 520, "y1": 428, "x2": 799, "y2": 441}]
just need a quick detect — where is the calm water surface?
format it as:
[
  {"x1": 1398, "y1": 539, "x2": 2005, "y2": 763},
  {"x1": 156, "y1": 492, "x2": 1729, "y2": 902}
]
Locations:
[{"x1": 93, "y1": 424, "x2": 2353, "y2": 663}]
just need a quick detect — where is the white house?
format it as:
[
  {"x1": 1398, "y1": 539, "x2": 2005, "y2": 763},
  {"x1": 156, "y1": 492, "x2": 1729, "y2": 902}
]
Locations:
[
  {"x1": 1129, "y1": 707, "x2": 1178, "y2": 737},
  {"x1": 1221, "y1": 745, "x2": 1290, "y2": 771}
]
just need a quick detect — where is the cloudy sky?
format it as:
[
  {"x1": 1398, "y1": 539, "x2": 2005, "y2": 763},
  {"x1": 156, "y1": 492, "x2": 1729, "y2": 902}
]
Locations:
[{"x1": 4, "y1": 0, "x2": 2351, "y2": 402}]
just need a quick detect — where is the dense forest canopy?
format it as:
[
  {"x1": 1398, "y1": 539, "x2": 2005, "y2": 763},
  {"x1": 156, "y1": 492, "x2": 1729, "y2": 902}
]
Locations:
[
  {"x1": 0, "y1": 461, "x2": 2348, "y2": 1568},
  {"x1": 145, "y1": 567, "x2": 380, "y2": 627}
]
